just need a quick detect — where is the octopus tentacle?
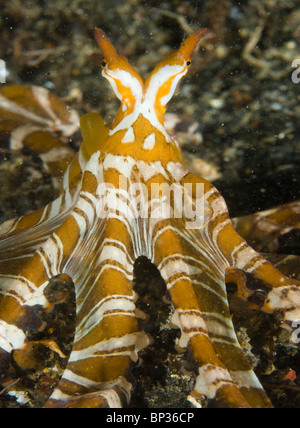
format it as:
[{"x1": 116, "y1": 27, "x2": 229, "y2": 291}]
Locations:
[
  {"x1": 0, "y1": 155, "x2": 84, "y2": 369},
  {"x1": 0, "y1": 84, "x2": 79, "y2": 192},
  {"x1": 232, "y1": 200, "x2": 300, "y2": 253},
  {"x1": 152, "y1": 214, "x2": 272, "y2": 407},
  {"x1": 0, "y1": 239, "x2": 54, "y2": 382},
  {"x1": 0, "y1": 198, "x2": 83, "y2": 377},
  {"x1": 222, "y1": 222, "x2": 300, "y2": 325},
  {"x1": 43, "y1": 126, "x2": 150, "y2": 406},
  {"x1": 44, "y1": 214, "x2": 150, "y2": 408},
  {"x1": 263, "y1": 254, "x2": 300, "y2": 281},
  {"x1": 181, "y1": 172, "x2": 300, "y2": 326},
  {"x1": 0, "y1": 112, "x2": 106, "y2": 386}
]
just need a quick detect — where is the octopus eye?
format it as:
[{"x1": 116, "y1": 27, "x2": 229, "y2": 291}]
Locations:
[
  {"x1": 186, "y1": 60, "x2": 191, "y2": 66},
  {"x1": 101, "y1": 60, "x2": 107, "y2": 68}
]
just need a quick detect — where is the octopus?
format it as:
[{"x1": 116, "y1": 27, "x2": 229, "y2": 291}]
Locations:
[{"x1": 0, "y1": 28, "x2": 299, "y2": 408}]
